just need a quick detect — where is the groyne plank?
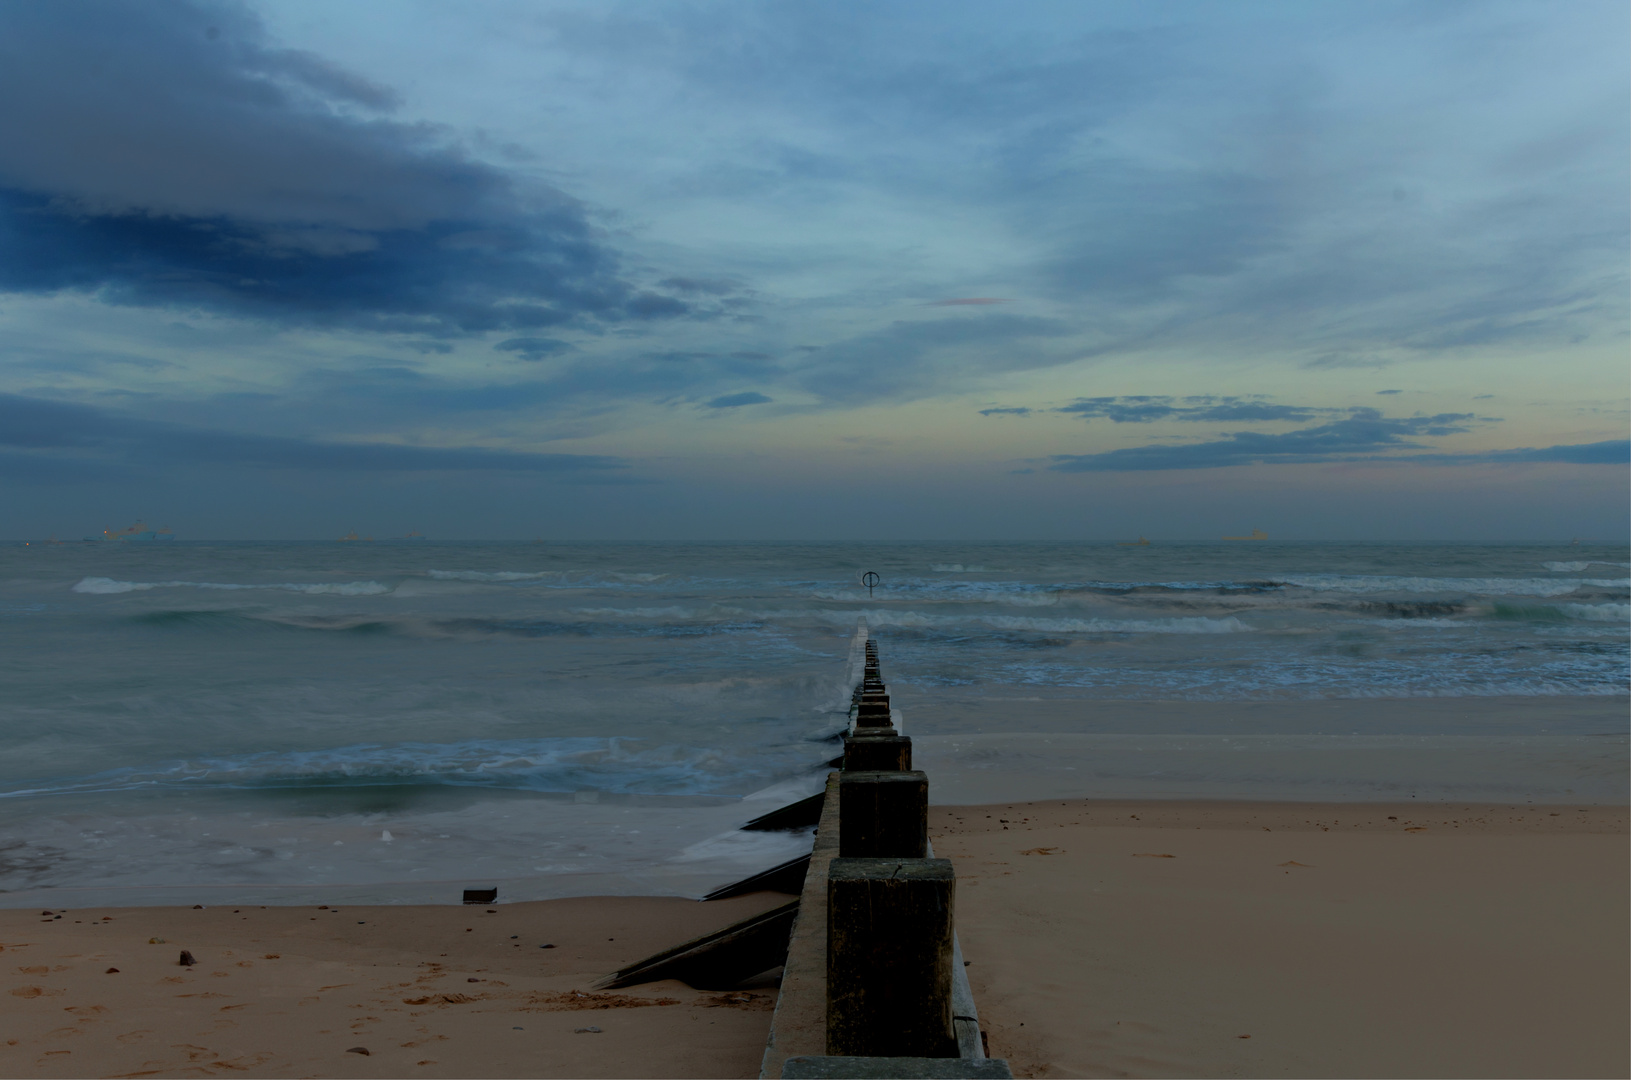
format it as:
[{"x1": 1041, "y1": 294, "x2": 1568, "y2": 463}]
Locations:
[{"x1": 760, "y1": 770, "x2": 843, "y2": 1078}]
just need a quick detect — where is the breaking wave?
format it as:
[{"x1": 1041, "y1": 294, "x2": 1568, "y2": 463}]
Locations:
[
  {"x1": 72, "y1": 577, "x2": 392, "y2": 596},
  {"x1": 0, "y1": 737, "x2": 802, "y2": 801},
  {"x1": 1280, "y1": 574, "x2": 1628, "y2": 597},
  {"x1": 427, "y1": 569, "x2": 668, "y2": 585}
]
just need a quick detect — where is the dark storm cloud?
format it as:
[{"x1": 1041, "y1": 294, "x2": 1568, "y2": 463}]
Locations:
[
  {"x1": 979, "y1": 407, "x2": 1031, "y2": 417},
  {"x1": 0, "y1": 0, "x2": 683, "y2": 334},
  {"x1": 1048, "y1": 410, "x2": 1481, "y2": 472},
  {"x1": 0, "y1": 393, "x2": 626, "y2": 478}
]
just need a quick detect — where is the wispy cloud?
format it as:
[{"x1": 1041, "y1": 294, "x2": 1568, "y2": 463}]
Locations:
[
  {"x1": 0, "y1": 393, "x2": 627, "y2": 481},
  {"x1": 705, "y1": 391, "x2": 772, "y2": 408},
  {"x1": 1048, "y1": 410, "x2": 1482, "y2": 472},
  {"x1": 495, "y1": 338, "x2": 576, "y2": 361},
  {"x1": 1055, "y1": 396, "x2": 1327, "y2": 424}
]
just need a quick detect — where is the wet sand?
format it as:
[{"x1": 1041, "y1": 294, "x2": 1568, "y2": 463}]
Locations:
[{"x1": 933, "y1": 799, "x2": 1629, "y2": 1079}]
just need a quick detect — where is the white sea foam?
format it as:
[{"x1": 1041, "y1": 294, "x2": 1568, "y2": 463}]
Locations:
[
  {"x1": 569, "y1": 605, "x2": 714, "y2": 619},
  {"x1": 0, "y1": 736, "x2": 804, "y2": 801},
  {"x1": 1543, "y1": 560, "x2": 1631, "y2": 572},
  {"x1": 428, "y1": 569, "x2": 557, "y2": 582},
  {"x1": 802, "y1": 608, "x2": 1251, "y2": 634},
  {"x1": 72, "y1": 577, "x2": 391, "y2": 596},
  {"x1": 1558, "y1": 603, "x2": 1631, "y2": 622},
  {"x1": 1281, "y1": 574, "x2": 1629, "y2": 597}
]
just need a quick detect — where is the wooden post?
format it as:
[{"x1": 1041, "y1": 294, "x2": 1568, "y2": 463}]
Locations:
[
  {"x1": 826, "y1": 857, "x2": 957, "y2": 1058},
  {"x1": 838, "y1": 771, "x2": 927, "y2": 858},
  {"x1": 843, "y1": 733, "x2": 911, "y2": 772},
  {"x1": 855, "y1": 694, "x2": 891, "y2": 726}
]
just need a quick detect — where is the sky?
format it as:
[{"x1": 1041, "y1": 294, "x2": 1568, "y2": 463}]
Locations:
[{"x1": 0, "y1": 0, "x2": 1626, "y2": 541}]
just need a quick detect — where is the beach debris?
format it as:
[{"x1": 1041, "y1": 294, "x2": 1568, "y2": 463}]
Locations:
[
  {"x1": 148, "y1": 937, "x2": 166, "y2": 944},
  {"x1": 381, "y1": 830, "x2": 393, "y2": 842},
  {"x1": 1279, "y1": 860, "x2": 1313, "y2": 868},
  {"x1": 574, "y1": 1026, "x2": 603, "y2": 1034},
  {"x1": 526, "y1": 991, "x2": 677, "y2": 1010},
  {"x1": 1405, "y1": 827, "x2": 1428, "y2": 832},
  {"x1": 462, "y1": 888, "x2": 498, "y2": 905},
  {"x1": 539, "y1": 944, "x2": 555, "y2": 949},
  {"x1": 39, "y1": 910, "x2": 51, "y2": 916},
  {"x1": 1238, "y1": 1034, "x2": 1252, "y2": 1039},
  {"x1": 263, "y1": 954, "x2": 280, "y2": 959},
  {"x1": 346, "y1": 1046, "x2": 370, "y2": 1055},
  {"x1": 1019, "y1": 847, "x2": 1059, "y2": 856},
  {"x1": 701, "y1": 992, "x2": 771, "y2": 1009},
  {"x1": 596, "y1": 898, "x2": 798, "y2": 991},
  {"x1": 1133, "y1": 853, "x2": 1176, "y2": 858},
  {"x1": 178, "y1": 950, "x2": 197, "y2": 966},
  {"x1": 702, "y1": 853, "x2": 811, "y2": 901},
  {"x1": 192, "y1": 904, "x2": 204, "y2": 909},
  {"x1": 104, "y1": 967, "x2": 119, "y2": 974}
]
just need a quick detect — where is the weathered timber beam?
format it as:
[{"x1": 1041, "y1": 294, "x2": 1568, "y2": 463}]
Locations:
[
  {"x1": 703, "y1": 853, "x2": 813, "y2": 901},
  {"x1": 595, "y1": 898, "x2": 800, "y2": 990},
  {"x1": 743, "y1": 791, "x2": 826, "y2": 832}
]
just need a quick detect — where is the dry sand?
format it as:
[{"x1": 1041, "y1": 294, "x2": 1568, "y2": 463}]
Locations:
[
  {"x1": 0, "y1": 892, "x2": 786, "y2": 1079},
  {"x1": 932, "y1": 799, "x2": 1629, "y2": 1079}
]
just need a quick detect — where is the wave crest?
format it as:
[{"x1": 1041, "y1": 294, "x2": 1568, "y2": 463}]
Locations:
[{"x1": 72, "y1": 577, "x2": 391, "y2": 596}]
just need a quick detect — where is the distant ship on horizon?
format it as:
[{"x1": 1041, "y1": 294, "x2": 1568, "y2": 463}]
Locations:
[
  {"x1": 338, "y1": 531, "x2": 375, "y2": 542},
  {"x1": 84, "y1": 520, "x2": 174, "y2": 542},
  {"x1": 1117, "y1": 536, "x2": 1151, "y2": 546},
  {"x1": 1223, "y1": 528, "x2": 1268, "y2": 541}
]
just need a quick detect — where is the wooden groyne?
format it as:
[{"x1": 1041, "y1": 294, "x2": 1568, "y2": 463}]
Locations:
[
  {"x1": 762, "y1": 625, "x2": 1012, "y2": 1079},
  {"x1": 601, "y1": 623, "x2": 1009, "y2": 1077}
]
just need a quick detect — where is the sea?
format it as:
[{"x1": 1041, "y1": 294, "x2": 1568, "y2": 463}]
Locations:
[{"x1": 1, "y1": 541, "x2": 1626, "y2": 908}]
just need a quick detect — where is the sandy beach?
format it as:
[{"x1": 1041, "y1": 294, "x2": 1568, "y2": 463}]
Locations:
[
  {"x1": 4, "y1": 797, "x2": 1625, "y2": 1079},
  {"x1": 935, "y1": 799, "x2": 1629, "y2": 1079},
  {"x1": 0, "y1": 893, "x2": 786, "y2": 1079}
]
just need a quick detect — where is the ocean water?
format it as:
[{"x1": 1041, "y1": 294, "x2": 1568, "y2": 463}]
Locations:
[{"x1": 1, "y1": 540, "x2": 1626, "y2": 907}]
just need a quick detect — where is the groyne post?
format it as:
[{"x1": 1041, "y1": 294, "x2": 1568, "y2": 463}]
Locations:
[
  {"x1": 843, "y1": 733, "x2": 911, "y2": 772},
  {"x1": 826, "y1": 857, "x2": 958, "y2": 1059},
  {"x1": 837, "y1": 771, "x2": 928, "y2": 859}
]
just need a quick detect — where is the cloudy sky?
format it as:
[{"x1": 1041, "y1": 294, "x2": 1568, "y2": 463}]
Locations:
[{"x1": 1, "y1": 0, "x2": 1625, "y2": 540}]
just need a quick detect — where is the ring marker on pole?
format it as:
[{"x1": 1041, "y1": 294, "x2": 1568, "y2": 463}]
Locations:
[{"x1": 860, "y1": 571, "x2": 880, "y2": 598}]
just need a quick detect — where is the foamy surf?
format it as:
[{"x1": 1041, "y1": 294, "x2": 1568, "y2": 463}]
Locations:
[
  {"x1": 73, "y1": 576, "x2": 392, "y2": 596},
  {"x1": 6, "y1": 539, "x2": 1626, "y2": 906}
]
